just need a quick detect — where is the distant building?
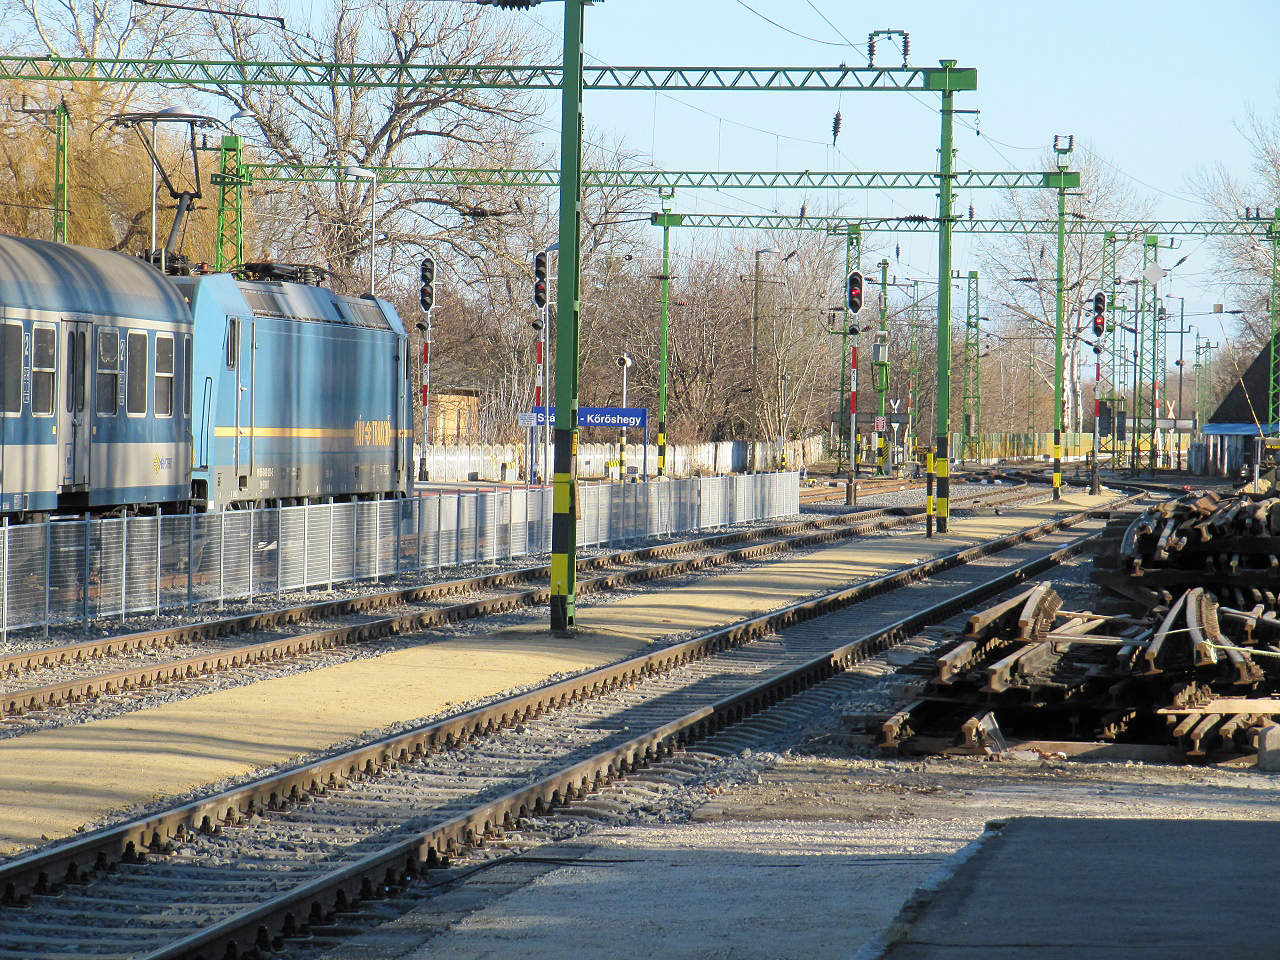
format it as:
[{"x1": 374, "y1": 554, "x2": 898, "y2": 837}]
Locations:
[
  {"x1": 1203, "y1": 333, "x2": 1277, "y2": 475},
  {"x1": 431, "y1": 387, "x2": 483, "y2": 444}
]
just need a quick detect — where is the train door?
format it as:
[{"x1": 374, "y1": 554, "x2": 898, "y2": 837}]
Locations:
[
  {"x1": 229, "y1": 317, "x2": 255, "y2": 491},
  {"x1": 61, "y1": 320, "x2": 91, "y2": 490}
]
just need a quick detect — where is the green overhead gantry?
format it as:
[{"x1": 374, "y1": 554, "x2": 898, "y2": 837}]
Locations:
[
  {"x1": 665, "y1": 213, "x2": 1272, "y2": 237},
  {"x1": 0, "y1": 56, "x2": 973, "y2": 92},
  {"x1": 672, "y1": 210, "x2": 1275, "y2": 476},
  {"x1": 236, "y1": 164, "x2": 1060, "y2": 191},
  {"x1": 0, "y1": 45, "x2": 984, "y2": 620}
]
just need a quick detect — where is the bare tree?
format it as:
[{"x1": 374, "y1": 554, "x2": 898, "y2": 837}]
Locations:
[
  {"x1": 192, "y1": 0, "x2": 547, "y2": 291},
  {"x1": 981, "y1": 144, "x2": 1156, "y2": 432},
  {"x1": 1, "y1": 0, "x2": 214, "y2": 249},
  {"x1": 1192, "y1": 97, "x2": 1280, "y2": 348}
]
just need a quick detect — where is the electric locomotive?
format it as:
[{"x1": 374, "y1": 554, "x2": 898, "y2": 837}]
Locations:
[{"x1": 0, "y1": 235, "x2": 412, "y2": 519}]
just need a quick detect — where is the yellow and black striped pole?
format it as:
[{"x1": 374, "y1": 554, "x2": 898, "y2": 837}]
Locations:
[
  {"x1": 925, "y1": 450, "x2": 935, "y2": 538},
  {"x1": 1053, "y1": 429, "x2": 1062, "y2": 496},
  {"x1": 550, "y1": 0, "x2": 586, "y2": 634},
  {"x1": 1046, "y1": 139, "x2": 1079, "y2": 501},
  {"x1": 936, "y1": 440, "x2": 950, "y2": 534},
  {"x1": 651, "y1": 202, "x2": 681, "y2": 477},
  {"x1": 933, "y1": 66, "x2": 959, "y2": 535}
]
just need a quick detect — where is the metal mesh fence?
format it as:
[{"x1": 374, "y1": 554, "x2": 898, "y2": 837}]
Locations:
[{"x1": 0, "y1": 473, "x2": 798, "y2": 638}]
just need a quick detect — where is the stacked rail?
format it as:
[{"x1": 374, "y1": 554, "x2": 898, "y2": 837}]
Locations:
[{"x1": 873, "y1": 580, "x2": 1280, "y2": 759}]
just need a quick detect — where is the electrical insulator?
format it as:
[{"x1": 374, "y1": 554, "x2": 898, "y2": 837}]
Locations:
[
  {"x1": 867, "y1": 35, "x2": 876, "y2": 65},
  {"x1": 901, "y1": 35, "x2": 910, "y2": 64},
  {"x1": 831, "y1": 111, "x2": 842, "y2": 145}
]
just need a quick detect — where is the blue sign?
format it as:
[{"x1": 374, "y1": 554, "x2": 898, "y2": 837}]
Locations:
[{"x1": 531, "y1": 406, "x2": 648, "y2": 428}]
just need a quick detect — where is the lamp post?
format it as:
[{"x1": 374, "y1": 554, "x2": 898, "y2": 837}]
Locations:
[
  {"x1": 342, "y1": 165, "x2": 377, "y2": 295},
  {"x1": 1117, "y1": 278, "x2": 1143, "y2": 473},
  {"x1": 749, "y1": 247, "x2": 779, "y2": 472},
  {"x1": 616, "y1": 352, "x2": 632, "y2": 481},
  {"x1": 1164, "y1": 295, "x2": 1189, "y2": 471}
]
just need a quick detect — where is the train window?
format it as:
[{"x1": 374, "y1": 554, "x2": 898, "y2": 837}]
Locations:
[
  {"x1": 64, "y1": 330, "x2": 86, "y2": 414},
  {"x1": 183, "y1": 335, "x2": 192, "y2": 417},
  {"x1": 31, "y1": 325, "x2": 56, "y2": 416},
  {"x1": 227, "y1": 318, "x2": 239, "y2": 370},
  {"x1": 1, "y1": 322, "x2": 21, "y2": 415},
  {"x1": 74, "y1": 331, "x2": 85, "y2": 413},
  {"x1": 154, "y1": 334, "x2": 174, "y2": 418},
  {"x1": 126, "y1": 331, "x2": 147, "y2": 416},
  {"x1": 96, "y1": 328, "x2": 119, "y2": 416}
]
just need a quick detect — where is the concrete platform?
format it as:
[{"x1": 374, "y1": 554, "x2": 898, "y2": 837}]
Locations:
[
  {"x1": 0, "y1": 493, "x2": 1116, "y2": 854},
  {"x1": 871, "y1": 817, "x2": 1280, "y2": 960}
]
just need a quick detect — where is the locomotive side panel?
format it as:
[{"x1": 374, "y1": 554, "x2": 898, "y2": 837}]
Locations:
[
  {"x1": 187, "y1": 275, "x2": 409, "y2": 509},
  {"x1": 230, "y1": 317, "x2": 404, "y2": 504}
]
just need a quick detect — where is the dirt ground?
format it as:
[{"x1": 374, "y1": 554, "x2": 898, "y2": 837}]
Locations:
[
  {"x1": 694, "y1": 752, "x2": 1280, "y2": 824},
  {"x1": 318, "y1": 752, "x2": 1280, "y2": 960}
]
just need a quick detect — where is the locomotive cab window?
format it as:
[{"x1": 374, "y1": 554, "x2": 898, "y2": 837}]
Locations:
[
  {"x1": 227, "y1": 318, "x2": 239, "y2": 370},
  {"x1": 126, "y1": 331, "x2": 148, "y2": 416},
  {"x1": 96, "y1": 328, "x2": 120, "y2": 416},
  {"x1": 155, "y1": 334, "x2": 174, "y2": 418},
  {"x1": 31, "y1": 324, "x2": 56, "y2": 417},
  {"x1": 1, "y1": 321, "x2": 21, "y2": 415}
]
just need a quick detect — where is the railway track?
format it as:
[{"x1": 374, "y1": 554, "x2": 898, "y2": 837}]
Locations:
[
  {"x1": 0, "y1": 478, "x2": 1046, "y2": 723},
  {"x1": 797, "y1": 474, "x2": 927, "y2": 504},
  {"x1": 0, "y1": 489, "x2": 1132, "y2": 960}
]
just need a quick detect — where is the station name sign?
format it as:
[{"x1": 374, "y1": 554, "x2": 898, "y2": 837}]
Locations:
[{"x1": 528, "y1": 406, "x2": 648, "y2": 428}]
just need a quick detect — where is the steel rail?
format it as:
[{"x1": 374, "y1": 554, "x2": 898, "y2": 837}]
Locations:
[{"x1": 0, "y1": 492, "x2": 1129, "y2": 947}]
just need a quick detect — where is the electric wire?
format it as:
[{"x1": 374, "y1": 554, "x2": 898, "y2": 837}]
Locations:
[{"x1": 729, "y1": 0, "x2": 858, "y2": 48}]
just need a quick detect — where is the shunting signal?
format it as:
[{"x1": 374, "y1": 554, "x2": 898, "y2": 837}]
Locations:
[{"x1": 420, "y1": 257, "x2": 436, "y2": 313}]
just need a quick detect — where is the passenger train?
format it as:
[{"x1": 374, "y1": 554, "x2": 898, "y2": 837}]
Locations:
[{"x1": 0, "y1": 235, "x2": 413, "y2": 520}]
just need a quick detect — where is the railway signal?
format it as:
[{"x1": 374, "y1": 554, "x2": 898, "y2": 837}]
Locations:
[
  {"x1": 420, "y1": 257, "x2": 436, "y2": 313},
  {"x1": 533, "y1": 251, "x2": 549, "y2": 308},
  {"x1": 1091, "y1": 290, "x2": 1106, "y2": 337},
  {"x1": 846, "y1": 270, "x2": 864, "y2": 314},
  {"x1": 1098, "y1": 401, "x2": 1113, "y2": 437}
]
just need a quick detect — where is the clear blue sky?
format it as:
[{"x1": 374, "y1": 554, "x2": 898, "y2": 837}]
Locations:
[{"x1": 505, "y1": 0, "x2": 1279, "y2": 339}]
